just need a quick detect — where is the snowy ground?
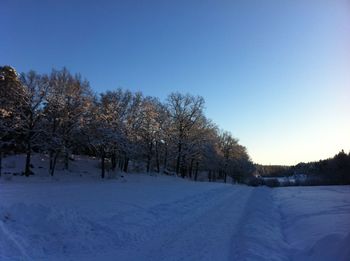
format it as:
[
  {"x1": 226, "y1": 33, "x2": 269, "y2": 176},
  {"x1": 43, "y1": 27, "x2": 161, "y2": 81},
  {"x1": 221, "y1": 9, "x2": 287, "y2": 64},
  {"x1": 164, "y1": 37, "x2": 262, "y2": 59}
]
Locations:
[{"x1": 0, "y1": 155, "x2": 349, "y2": 261}]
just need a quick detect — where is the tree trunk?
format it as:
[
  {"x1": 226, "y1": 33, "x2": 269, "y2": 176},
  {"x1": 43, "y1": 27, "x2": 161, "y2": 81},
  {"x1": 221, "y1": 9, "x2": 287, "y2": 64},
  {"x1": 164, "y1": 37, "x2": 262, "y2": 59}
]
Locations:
[
  {"x1": 0, "y1": 151, "x2": 3, "y2": 177},
  {"x1": 24, "y1": 143, "x2": 31, "y2": 177},
  {"x1": 118, "y1": 155, "x2": 124, "y2": 171},
  {"x1": 194, "y1": 161, "x2": 199, "y2": 181},
  {"x1": 119, "y1": 157, "x2": 123, "y2": 171},
  {"x1": 146, "y1": 142, "x2": 153, "y2": 173},
  {"x1": 146, "y1": 155, "x2": 151, "y2": 173},
  {"x1": 163, "y1": 145, "x2": 168, "y2": 172},
  {"x1": 64, "y1": 146, "x2": 69, "y2": 170},
  {"x1": 189, "y1": 158, "x2": 194, "y2": 179},
  {"x1": 49, "y1": 150, "x2": 53, "y2": 173},
  {"x1": 49, "y1": 119, "x2": 58, "y2": 176},
  {"x1": 101, "y1": 149, "x2": 105, "y2": 179},
  {"x1": 123, "y1": 157, "x2": 129, "y2": 172},
  {"x1": 176, "y1": 142, "x2": 182, "y2": 175},
  {"x1": 208, "y1": 170, "x2": 212, "y2": 182},
  {"x1": 181, "y1": 155, "x2": 186, "y2": 178},
  {"x1": 50, "y1": 151, "x2": 59, "y2": 177},
  {"x1": 181, "y1": 166, "x2": 186, "y2": 178},
  {"x1": 111, "y1": 151, "x2": 116, "y2": 171},
  {"x1": 224, "y1": 160, "x2": 228, "y2": 183},
  {"x1": 155, "y1": 141, "x2": 160, "y2": 173}
]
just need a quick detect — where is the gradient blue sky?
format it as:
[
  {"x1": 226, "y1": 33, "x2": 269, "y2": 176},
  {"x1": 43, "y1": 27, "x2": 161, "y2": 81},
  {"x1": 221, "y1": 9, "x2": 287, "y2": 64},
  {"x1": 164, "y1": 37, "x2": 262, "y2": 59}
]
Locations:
[{"x1": 2, "y1": 0, "x2": 350, "y2": 165}]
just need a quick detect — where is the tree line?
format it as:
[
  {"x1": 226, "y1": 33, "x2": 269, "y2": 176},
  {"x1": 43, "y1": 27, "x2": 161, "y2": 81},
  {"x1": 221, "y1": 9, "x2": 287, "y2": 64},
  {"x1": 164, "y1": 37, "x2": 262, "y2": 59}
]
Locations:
[
  {"x1": 250, "y1": 151, "x2": 350, "y2": 186},
  {"x1": 0, "y1": 66, "x2": 254, "y2": 181},
  {"x1": 281, "y1": 150, "x2": 350, "y2": 185}
]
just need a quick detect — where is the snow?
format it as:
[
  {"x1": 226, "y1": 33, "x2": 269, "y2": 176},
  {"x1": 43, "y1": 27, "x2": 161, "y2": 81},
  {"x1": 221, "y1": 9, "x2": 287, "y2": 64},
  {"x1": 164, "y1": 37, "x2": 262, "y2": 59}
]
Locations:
[
  {"x1": 1, "y1": 155, "x2": 349, "y2": 260},
  {"x1": 274, "y1": 186, "x2": 350, "y2": 261}
]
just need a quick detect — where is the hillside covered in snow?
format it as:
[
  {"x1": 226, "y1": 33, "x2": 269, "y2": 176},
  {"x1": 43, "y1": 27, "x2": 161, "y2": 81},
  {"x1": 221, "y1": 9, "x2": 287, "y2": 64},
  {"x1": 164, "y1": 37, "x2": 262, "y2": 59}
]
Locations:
[{"x1": 1, "y1": 155, "x2": 349, "y2": 261}]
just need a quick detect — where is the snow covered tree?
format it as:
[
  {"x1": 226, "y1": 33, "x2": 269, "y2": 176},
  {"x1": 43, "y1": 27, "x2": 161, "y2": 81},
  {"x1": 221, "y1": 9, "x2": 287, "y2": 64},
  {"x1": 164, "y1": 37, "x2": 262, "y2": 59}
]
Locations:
[
  {"x1": 45, "y1": 68, "x2": 93, "y2": 174},
  {"x1": 98, "y1": 89, "x2": 133, "y2": 172},
  {"x1": 229, "y1": 143, "x2": 253, "y2": 182},
  {"x1": 217, "y1": 130, "x2": 253, "y2": 183},
  {"x1": 138, "y1": 97, "x2": 163, "y2": 172},
  {"x1": 196, "y1": 126, "x2": 222, "y2": 181},
  {"x1": 0, "y1": 66, "x2": 25, "y2": 176},
  {"x1": 166, "y1": 93, "x2": 205, "y2": 176},
  {"x1": 83, "y1": 98, "x2": 116, "y2": 178},
  {"x1": 184, "y1": 119, "x2": 217, "y2": 179},
  {"x1": 219, "y1": 131, "x2": 239, "y2": 183},
  {"x1": 122, "y1": 92, "x2": 144, "y2": 172},
  {"x1": 1, "y1": 65, "x2": 254, "y2": 181},
  {"x1": 19, "y1": 71, "x2": 50, "y2": 176}
]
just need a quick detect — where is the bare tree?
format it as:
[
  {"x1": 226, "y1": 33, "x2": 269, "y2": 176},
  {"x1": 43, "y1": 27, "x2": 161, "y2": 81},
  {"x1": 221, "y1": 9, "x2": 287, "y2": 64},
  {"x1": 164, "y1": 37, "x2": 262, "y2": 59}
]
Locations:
[
  {"x1": 138, "y1": 97, "x2": 163, "y2": 172},
  {"x1": 46, "y1": 68, "x2": 92, "y2": 173},
  {"x1": 84, "y1": 98, "x2": 116, "y2": 178},
  {"x1": 99, "y1": 89, "x2": 132, "y2": 172},
  {"x1": 219, "y1": 131, "x2": 239, "y2": 183},
  {"x1": 122, "y1": 92, "x2": 143, "y2": 172},
  {"x1": 166, "y1": 93, "x2": 205, "y2": 176},
  {"x1": 19, "y1": 71, "x2": 49, "y2": 176}
]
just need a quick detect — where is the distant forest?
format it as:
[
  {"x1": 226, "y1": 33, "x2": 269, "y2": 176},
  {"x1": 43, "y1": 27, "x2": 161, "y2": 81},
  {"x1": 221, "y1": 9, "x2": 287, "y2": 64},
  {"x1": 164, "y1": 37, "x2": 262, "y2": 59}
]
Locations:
[
  {"x1": 284, "y1": 151, "x2": 350, "y2": 185},
  {"x1": 0, "y1": 66, "x2": 253, "y2": 181},
  {"x1": 255, "y1": 151, "x2": 350, "y2": 185}
]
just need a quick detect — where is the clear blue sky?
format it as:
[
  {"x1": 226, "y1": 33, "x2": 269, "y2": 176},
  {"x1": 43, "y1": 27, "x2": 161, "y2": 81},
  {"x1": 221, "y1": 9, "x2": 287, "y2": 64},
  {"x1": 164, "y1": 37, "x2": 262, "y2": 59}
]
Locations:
[{"x1": 2, "y1": 0, "x2": 350, "y2": 165}]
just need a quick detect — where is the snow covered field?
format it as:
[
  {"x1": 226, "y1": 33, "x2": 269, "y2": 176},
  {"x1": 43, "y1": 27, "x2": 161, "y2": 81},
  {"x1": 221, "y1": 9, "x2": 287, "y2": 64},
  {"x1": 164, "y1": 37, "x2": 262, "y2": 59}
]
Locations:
[{"x1": 1, "y1": 155, "x2": 349, "y2": 261}]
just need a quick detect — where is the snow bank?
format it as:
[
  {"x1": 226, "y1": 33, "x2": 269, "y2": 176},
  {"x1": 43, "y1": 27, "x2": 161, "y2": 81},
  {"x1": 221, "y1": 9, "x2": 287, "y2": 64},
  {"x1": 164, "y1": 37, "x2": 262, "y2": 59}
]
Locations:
[
  {"x1": 293, "y1": 232, "x2": 350, "y2": 261},
  {"x1": 274, "y1": 186, "x2": 350, "y2": 261}
]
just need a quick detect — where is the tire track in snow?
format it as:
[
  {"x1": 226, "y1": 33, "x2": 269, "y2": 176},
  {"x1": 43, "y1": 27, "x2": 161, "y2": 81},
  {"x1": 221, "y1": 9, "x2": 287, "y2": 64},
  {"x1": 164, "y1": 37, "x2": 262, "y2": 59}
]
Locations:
[
  {"x1": 0, "y1": 220, "x2": 31, "y2": 261},
  {"x1": 102, "y1": 185, "x2": 238, "y2": 244},
  {"x1": 117, "y1": 186, "x2": 253, "y2": 261}
]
